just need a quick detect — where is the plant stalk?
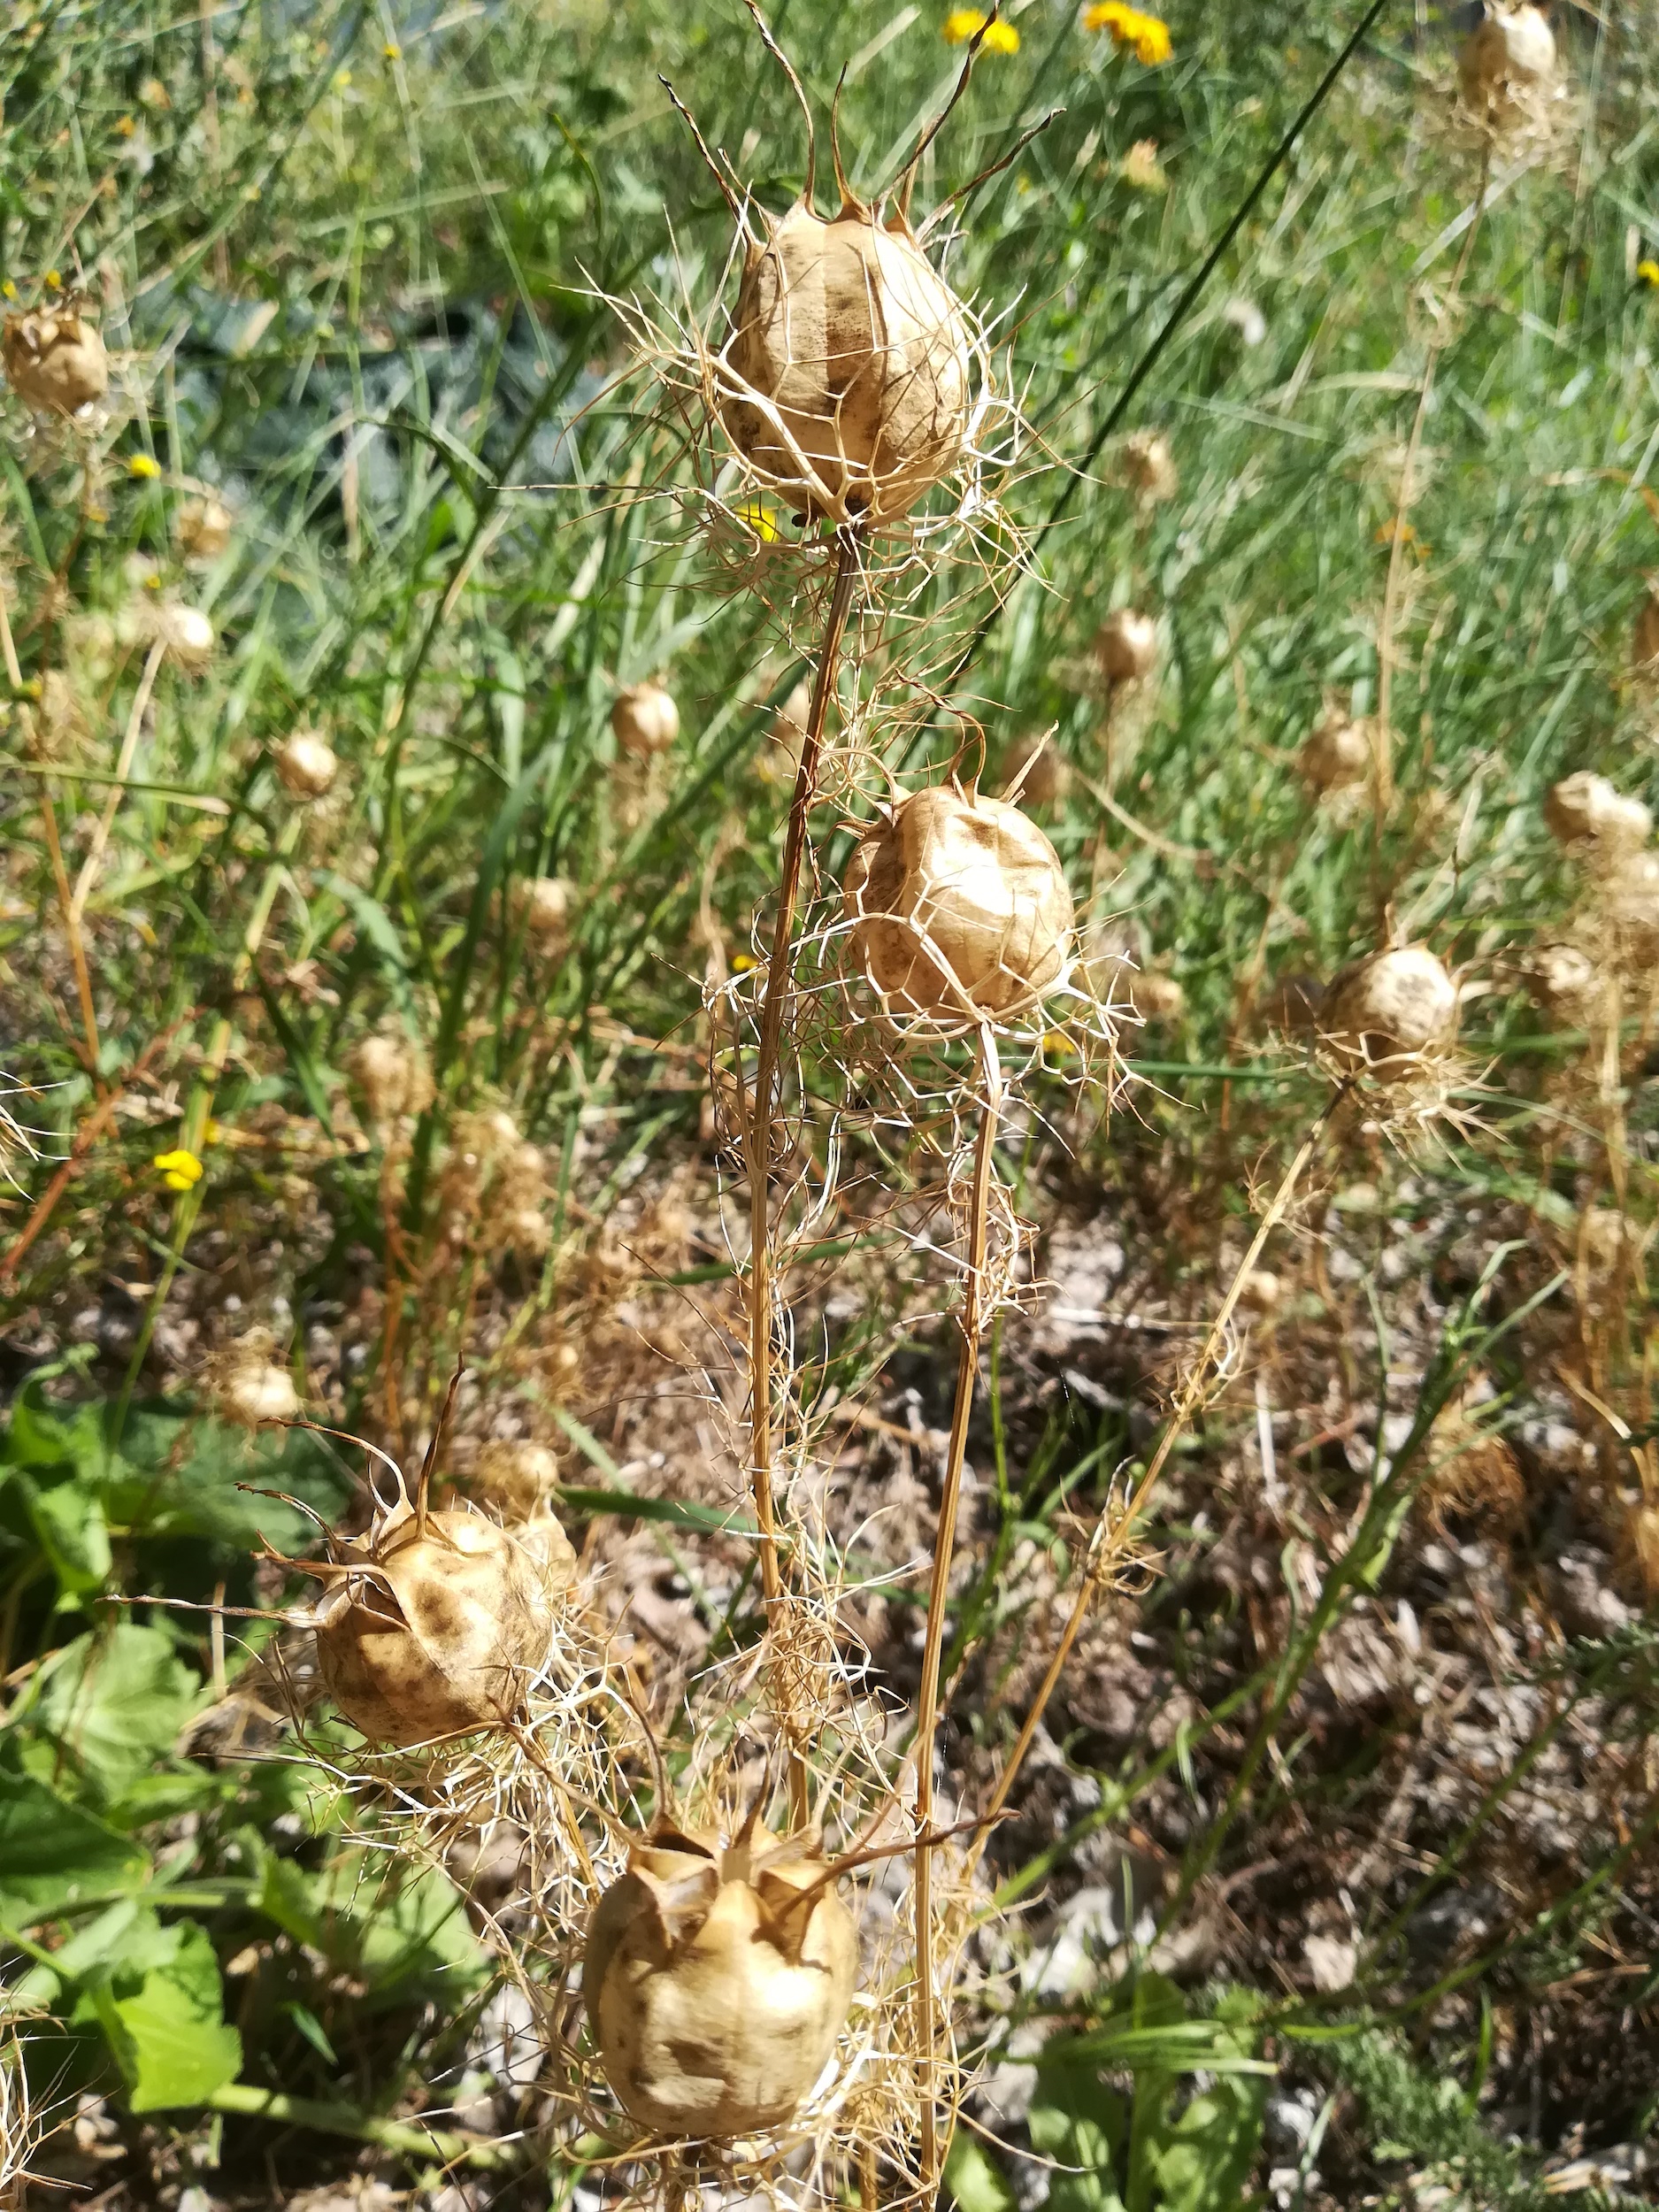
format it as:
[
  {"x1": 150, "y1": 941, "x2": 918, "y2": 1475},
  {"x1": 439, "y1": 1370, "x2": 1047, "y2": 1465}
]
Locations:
[
  {"x1": 741, "y1": 526, "x2": 861, "y2": 1823},
  {"x1": 915, "y1": 1021, "x2": 1003, "y2": 2191}
]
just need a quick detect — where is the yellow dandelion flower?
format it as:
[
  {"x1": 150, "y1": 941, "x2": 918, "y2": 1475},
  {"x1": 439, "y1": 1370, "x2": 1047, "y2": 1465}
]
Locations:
[
  {"x1": 127, "y1": 453, "x2": 161, "y2": 480},
  {"x1": 152, "y1": 1147, "x2": 204, "y2": 1194},
  {"x1": 115, "y1": 114, "x2": 135, "y2": 137},
  {"x1": 1084, "y1": 1, "x2": 1172, "y2": 64},
  {"x1": 1, "y1": 281, "x2": 17, "y2": 302},
  {"x1": 43, "y1": 269, "x2": 62, "y2": 290},
  {"x1": 1639, "y1": 259, "x2": 1659, "y2": 288},
  {"x1": 732, "y1": 951, "x2": 758, "y2": 972},
  {"x1": 1042, "y1": 1028, "x2": 1080, "y2": 1060},
  {"x1": 943, "y1": 9, "x2": 1019, "y2": 51},
  {"x1": 736, "y1": 498, "x2": 780, "y2": 542},
  {"x1": 381, "y1": 41, "x2": 401, "y2": 58}
]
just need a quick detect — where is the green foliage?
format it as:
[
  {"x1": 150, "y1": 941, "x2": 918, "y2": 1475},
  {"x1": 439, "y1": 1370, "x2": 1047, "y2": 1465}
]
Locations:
[{"x1": 956, "y1": 1978, "x2": 1271, "y2": 2212}]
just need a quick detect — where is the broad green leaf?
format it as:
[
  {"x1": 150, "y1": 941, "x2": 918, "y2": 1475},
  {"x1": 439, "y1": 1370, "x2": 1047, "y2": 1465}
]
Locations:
[
  {"x1": 1029, "y1": 2055, "x2": 1128, "y2": 2212},
  {"x1": 0, "y1": 1771, "x2": 150, "y2": 1921},
  {"x1": 91, "y1": 1923, "x2": 242, "y2": 2112},
  {"x1": 1137, "y1": 2076, "x2": 1269, "y2": 2212},
  {"x1": 12, "y1": 1470, "x2": 112, "y2": 1597},
  {"x1": 943, "y1": 2127, "x2": 1019, "y2": 2212},
  {"x1": 27, "y1": 1624, "x2": 203, "y2": 1801}
]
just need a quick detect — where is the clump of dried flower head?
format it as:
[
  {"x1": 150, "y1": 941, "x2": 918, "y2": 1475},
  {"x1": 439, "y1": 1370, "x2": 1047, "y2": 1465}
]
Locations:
[
  {"x1": 1094, "y1": 605, "x2": 1159, "y2": 686},
  {"x1": 175, "y1": 494, "x2": 234, "y2": 562},
  {"x1": 514, "y1": 874, "x2": 574, "y2": 955},
  {"x1": 612, "y1": 680, "x2": 680, "y2": 760},
  {"x1": 347, "y1": 1026, "x2": 434, "y2": 1138},
  {"x1": 3, "y1": 300, "x2": 109, "y2": 418},
  {"x1": 16, "y1": 667, "x2": 86, "y2": 763},
  {"x1": 1527, "y1": 940, "x2": 1604, "y2": 1028},
  {"x1": 1545, "y1": 771, "x2": 1651, "y2": 867},
  {"x1": 1119, "y1": 428, "x2": 1178, "y2": 506},
  {"x1": 436, "y1": 1107, "x2": 553, "y2": 1260},
  {"x1": 471, "y1": 1439, "x2": 562, "y2": 1519},
  {"x1": 288, "y1": 1443, "x2": 575, "y2": 1748},
  {"x1": 1450, "y1": 2, "x2": 1571, "y2": 159},
  {"x1": 844, "y1": 782, "x2": 1074, "y2": 1029},
  {"x1": 585, "y1": 1796, "x2": 856, "y2": 2139},
  {"x1": 1632, "y1": 579, "x2": 1659, "y2": 675},
  {"x1": 1299, "y1": 710, "x2": 1372, "y2": 796},
  {"x1": 152, "y1": 599, "x2": 215, "y2": 671},
  {"x1": 273, "y1": 729, "x2": 339, "y2": 800},
  {"x1": 208, "y1": 1328, "x2": 302, "y2": 1428}
]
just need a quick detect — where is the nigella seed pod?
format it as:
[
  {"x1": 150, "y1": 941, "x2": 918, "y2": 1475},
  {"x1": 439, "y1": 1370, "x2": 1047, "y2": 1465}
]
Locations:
[
  {"x1": 721, "y1": 193, "x2": 973, "y2": 526},
  {"x1": 844, "y1": 785, "x2": 1073, "y2": 1026},
  {"x1": 1544, "y1": 772, "x2": 1652, "y2": 859},
  {"x1": 1459, "y1": 4, "x2": 1556, "y2": 109},
  {"x1": 1324, "y1": 946, "x2": 1458, "y2": 1078},
  {"x1": 585, "y1": 1809, "x2": 856, "y2": 2139},
  {"x1": 1298, "y1": 715, "x2": 1371, "y2": 795},
  {"x1": 274, "y1": 732, "x2": 338, "y2": 799},
  {"x1": 611, "y1": 681, "x2": 680, "y2": 759},
  {"x1": 1093, "y1": 608, "x2": 1159, "y2": 684},
  {"x1": 308, "y1": 1486, "x2": 569, "y2": 1747},
  {"x1": 3, "y1": 306, "x2": 108, "y2": 416}
]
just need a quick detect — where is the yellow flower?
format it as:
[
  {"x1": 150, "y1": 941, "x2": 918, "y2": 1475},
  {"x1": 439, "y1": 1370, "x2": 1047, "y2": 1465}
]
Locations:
[
  {"x1": 1, "y1": 280, "x2": 16, "y2": 302},
  {"x1": 43, "y1": 268, "x2": 62, "y2": 290},
  {"x1": 1639, "y1": 259, "x2": 1659, "y2": 288},
  {"x1": 736, "y1": 498, "x2": 780, "y2": 542},
  {"x1": 115, "y1": 114, "x2": 135, "y2": 138},
  {"x1": 732, "y1": 951, "x2": 758, "y2": 972},
  {"x1": 1042, "y1": 1028, "x2": 1079, "y2": 1060},
  {"x1": 127, "y1": 453, "x2": 161, "y2": 480},
  {"x1": 381, "y1": 41, "x2": 401, "y2": 58},
  {"x1": 1083, "y1": 1, "x2": 1172, "y2": 64},
  {"x1": 152, "y1": 1148, "x2": 204, "y2": 1194},
  {"x1": 943, "y1": 9, "x2": 1019, "y2": 51}
]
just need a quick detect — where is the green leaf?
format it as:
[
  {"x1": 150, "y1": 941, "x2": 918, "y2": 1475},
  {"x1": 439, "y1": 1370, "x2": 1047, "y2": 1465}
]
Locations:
[
  {"x1": 1029, "y1": 2056, "x2": 1128, "y2": 2212},
  {"x1": 0, "y1": 1771, "x2": 150, "y2": 1921},
  {"x1": 315, "y1": 1852, "x2": 488, "y2": 1998},
  {"x1": 944, "y1": 2127, "x2": 1019, "y2": 2212},
  {"x1": 1137, "y1": 2075, "x2": 1269, "y2": 2212},
  {"x1": 91, "y1": 1922, "x2": 242, "y2": 2112},
  {"x1": 26, "y1": 1624, "x2": 202, "y2": 1802},
  {"x1": 11, "y1": 1469, "x2": 112, "y2": 1597}
]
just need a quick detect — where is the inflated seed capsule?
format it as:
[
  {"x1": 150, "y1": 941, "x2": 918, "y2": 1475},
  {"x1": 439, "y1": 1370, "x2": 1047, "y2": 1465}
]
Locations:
[
  {"x1": 721, "y1": 192, "x2": 972, "y2": 525},
  {"x1": 585, "y1": 1813, "x2": 856, "y2": 2139},
  {"x1": 844, "y1": 785, "x2": 1073, "y2": 1025}
]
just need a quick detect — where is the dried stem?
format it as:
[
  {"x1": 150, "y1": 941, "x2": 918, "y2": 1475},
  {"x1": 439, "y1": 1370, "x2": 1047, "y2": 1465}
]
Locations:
[
  {"x1": 741, "y1": 526, "x2": 863, "y2": 1823},
  {"x1": 914, "y1": 1019, "x2": 1003, "y2": 2192},
  {"x1": 979, "y1": 1083, "x2": 1349, "y2": 1832},
  {"x1": 0, "y1": 591, "x2": 103, "y2": 1083},
  {"x1": 1374, "y1": 140, "x2": 1491, "y2": 820}
]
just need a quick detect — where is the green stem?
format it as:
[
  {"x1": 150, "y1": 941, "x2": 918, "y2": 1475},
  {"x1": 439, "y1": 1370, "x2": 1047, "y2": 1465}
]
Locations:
[{"x1": 206, "y1": 2082, "x2": 518, "y2": 2170}]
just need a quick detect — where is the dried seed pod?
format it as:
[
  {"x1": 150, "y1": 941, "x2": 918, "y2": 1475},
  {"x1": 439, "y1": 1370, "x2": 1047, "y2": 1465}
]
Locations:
[
  {"x1": 611, "y1": 682, "x2": 680, "y2": 759},
  {"x1": 311, "y1": 1491, "x2": 566, "y2": 1747},
  {"x1": 347, "y1": 1030, "x2": 434, "y2": 1130},
  {"x1": 1459, "y1": 4, "x2": 1557, "y2": 107},
  {"x1": 1093, "y1": 608, "x2": 1159, "y2": 684},
  {"x1": 274, "y1": 731, "x2": 338, "y2": 799},
  {"x1": 1121, "y1": 429, "x2": 1178, "y2": 504},
  {"x1": 517, "y1": 875, "x2": 573, "y2": 948},
  {"x1": 213, "y1": 1356, "x2": 301, "y2": 1428},
  {"x1": 1325, "y1": 946, "x2": 1458, "y2": 1075},
  {"x1": 844, "y1": 785, "x2": 1073, "y2": 1025},
  {"x1": 1129, "y1": 971, "x2": 1185, "y2": 1023},
  {"x1": 721, "y1": 196, "x2": 973, "y2": 525},
  {"x1": 585, "y1": 1814, "x2": 856, "y2": 2139},
  {"x1": 1544, "y1": 771, "x2": 1651, "y2": 858},
  {"x1": 1002, "y1": 732, "x2": 1070, "y2": 809},
  {"x1": 3, "y1": 306, "x2": 109, "y2": 416},
  {"x1": 175, "y1": 495, "x2": 234, "y2": 562},
  {"x1": 1528, "y1": 941, "x2": 1603, "y2": 1025},
  {"x1": 1298, "y1": 714, "x2": 1371, "y2": 794},
  {"x1": 1238, "y1": 1267, "x2": 1282, "y2": 1314},
  {"x1": 158, "y1": 603, "x2": 214, "y2": 671},
  {"x1": 473, "y1": 1440, "x2": 561, "y2": 1518}
]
